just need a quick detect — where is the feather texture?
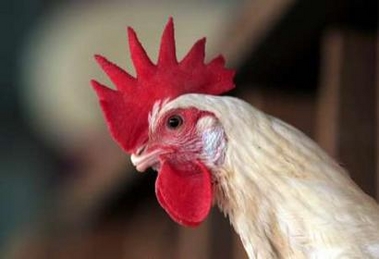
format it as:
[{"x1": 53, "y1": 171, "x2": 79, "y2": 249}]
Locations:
[{"x1": 160, "y1": 94, "x2": 379, "y2": 259}]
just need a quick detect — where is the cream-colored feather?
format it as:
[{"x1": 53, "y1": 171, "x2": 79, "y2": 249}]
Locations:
[{"x1": 160, "y1": 93, "x2": 379, "y2": 259}]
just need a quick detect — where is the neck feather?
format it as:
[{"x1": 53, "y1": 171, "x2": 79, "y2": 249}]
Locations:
[
  {"x1": 208, "y1": 98, "x2": 377, "y2": 258},
  {"x1": 164, "y1": 94, "x2": 379, "y2": 258}
]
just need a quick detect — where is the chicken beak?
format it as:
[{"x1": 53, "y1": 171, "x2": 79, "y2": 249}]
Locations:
[{"x1": 131, "y1": 147, "x2": 162, "y2": 172}]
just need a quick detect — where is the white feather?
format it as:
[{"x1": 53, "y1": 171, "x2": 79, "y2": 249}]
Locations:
[{"x1": 158, "y1": 93, "x2": 379, "y2": 259}]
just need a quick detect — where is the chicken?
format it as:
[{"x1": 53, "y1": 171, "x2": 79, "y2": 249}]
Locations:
[{"x1": 92, "y1": 18, "x2": 379, "y2": 258}]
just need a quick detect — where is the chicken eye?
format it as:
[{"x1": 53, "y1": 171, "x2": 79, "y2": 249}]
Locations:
[{"x1": 167, "y1": 115, "x2": 183, "y2": 129}]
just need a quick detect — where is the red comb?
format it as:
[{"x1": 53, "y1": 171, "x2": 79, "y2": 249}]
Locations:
[{"x1": 91, "y1": 18, "x2": 235, "y2": 154}]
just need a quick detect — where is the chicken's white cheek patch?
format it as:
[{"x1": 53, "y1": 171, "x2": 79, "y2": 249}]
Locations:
[
  {"x1": 202, "y1": 128, "x2": 226, "y2": 165},
  {"x1": 155, "y1": 159, "x2": 212, "y2": 227}
]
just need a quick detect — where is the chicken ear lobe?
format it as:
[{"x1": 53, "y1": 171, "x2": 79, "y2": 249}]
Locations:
[{"x1": 155, "y1": 160, "x2": 212, "y2": 227}]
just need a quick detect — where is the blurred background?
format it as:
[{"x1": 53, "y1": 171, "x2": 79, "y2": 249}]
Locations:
[{"x1": 1, "y1": 0, "x2": 377, "y2": 258}]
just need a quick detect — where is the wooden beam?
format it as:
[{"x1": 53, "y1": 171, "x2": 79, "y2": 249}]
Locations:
[{"x1": 317, "y1": 29, "x2": 377, "y2": 197}]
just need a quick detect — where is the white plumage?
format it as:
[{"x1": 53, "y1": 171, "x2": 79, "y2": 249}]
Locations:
[{"x1": 157, "y1": 93, "x2": 379, "y2": 259}]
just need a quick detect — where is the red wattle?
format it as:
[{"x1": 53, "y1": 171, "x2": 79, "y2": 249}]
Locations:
[{"x1": 155, "y1": 160, "x2": 212, "y2": 227}]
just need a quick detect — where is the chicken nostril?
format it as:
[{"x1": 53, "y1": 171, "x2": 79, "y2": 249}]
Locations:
[{"x1": 136, "y1": 145, "x2": 147, "y2": 156}]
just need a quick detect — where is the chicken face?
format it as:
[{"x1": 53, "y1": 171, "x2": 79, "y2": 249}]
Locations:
[
  {"x1": 92, "y1": 19, "x2": 234, "y2": 227},
  {"x1": 131, "y1": 107, "x2": 224, "y2": 171},
  {"x1": 131, "y1": 104, "x2": 227, "y2": 226}
]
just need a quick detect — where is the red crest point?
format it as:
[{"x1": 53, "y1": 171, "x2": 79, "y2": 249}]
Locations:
[{"x1": 91, "y1": 18, "x2": 235, "y2": 154}]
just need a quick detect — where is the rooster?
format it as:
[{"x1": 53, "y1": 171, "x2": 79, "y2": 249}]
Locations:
[{"x1": 92, "y1": 18, "x2": 379, "y2": 258}]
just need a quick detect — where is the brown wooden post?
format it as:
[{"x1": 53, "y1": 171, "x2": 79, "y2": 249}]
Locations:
[{"x1": 317, "y1": 29, "x2": 377, "y2": 197}]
